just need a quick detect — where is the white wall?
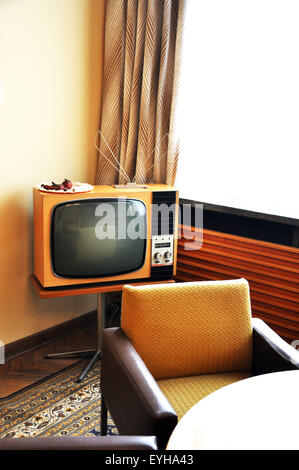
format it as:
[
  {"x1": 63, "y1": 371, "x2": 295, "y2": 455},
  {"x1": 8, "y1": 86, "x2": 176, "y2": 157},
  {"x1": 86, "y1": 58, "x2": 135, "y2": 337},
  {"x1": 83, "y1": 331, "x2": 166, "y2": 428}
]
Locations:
[{"x1": 0, "y1": 0, "x2": 105, "y2": 343}]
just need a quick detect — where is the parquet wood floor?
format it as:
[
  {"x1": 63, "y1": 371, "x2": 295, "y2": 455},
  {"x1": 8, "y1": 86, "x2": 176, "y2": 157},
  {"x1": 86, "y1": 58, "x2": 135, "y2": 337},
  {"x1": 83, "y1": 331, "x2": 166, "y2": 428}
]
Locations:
[{"x1": 0, "y1": 320, "x2": 97, "y2": 398}]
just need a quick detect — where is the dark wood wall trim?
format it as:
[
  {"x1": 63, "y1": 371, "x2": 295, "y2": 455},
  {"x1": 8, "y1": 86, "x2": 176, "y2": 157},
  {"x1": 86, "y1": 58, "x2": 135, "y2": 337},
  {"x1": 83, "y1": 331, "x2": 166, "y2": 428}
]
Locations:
[
  {"x1": 176, "y1": 225, "x2": 299, "y2": 341},
  {"x1": 5, "y1": 310, "x2": 97, "y2": 362}
]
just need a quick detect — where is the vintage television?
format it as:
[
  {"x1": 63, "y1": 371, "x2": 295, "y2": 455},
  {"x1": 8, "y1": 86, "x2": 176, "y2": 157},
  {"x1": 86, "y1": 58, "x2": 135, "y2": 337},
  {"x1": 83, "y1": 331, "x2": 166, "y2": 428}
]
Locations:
[{"x1": 33, "y1": 184, "x2": 178, "y2": 288}]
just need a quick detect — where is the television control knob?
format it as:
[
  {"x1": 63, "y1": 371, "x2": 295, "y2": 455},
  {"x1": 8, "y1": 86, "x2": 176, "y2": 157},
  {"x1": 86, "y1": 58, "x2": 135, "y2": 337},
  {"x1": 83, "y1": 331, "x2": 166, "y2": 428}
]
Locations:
[
  {"x1": 164, "y1": 251, "x2": 172, "y2": 259},
  {"x1": 154, "y1": 252, "x2": 162, "y2": 261}
]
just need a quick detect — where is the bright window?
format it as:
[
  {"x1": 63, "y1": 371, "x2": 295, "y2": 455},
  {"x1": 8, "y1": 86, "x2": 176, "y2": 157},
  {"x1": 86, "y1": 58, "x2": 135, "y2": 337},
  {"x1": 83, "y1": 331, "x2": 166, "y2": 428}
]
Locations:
[{"x1": 176, "y1": 0, "x2": 299, "y2": 220}]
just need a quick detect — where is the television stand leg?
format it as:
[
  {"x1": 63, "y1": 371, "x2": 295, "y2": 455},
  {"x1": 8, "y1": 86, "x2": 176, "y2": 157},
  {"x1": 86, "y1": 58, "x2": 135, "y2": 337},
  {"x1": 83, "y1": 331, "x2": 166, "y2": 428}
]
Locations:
[
  {"x1": 76, "y1": 349, "x2": 101, "y2": 383},
  {"x1": 45, "y1": 349, "x2": 95, "y2": 359},
  {"x1": 45, "y1": 293, "x2": 106, "y2": 382}
]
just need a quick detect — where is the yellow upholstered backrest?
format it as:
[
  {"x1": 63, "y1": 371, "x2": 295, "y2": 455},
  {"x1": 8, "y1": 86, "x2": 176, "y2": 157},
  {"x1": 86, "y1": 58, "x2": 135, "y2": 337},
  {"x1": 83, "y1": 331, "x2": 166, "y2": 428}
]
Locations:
[{"x1": 121, "y1": 279, "x2": 252, "y2": 379}]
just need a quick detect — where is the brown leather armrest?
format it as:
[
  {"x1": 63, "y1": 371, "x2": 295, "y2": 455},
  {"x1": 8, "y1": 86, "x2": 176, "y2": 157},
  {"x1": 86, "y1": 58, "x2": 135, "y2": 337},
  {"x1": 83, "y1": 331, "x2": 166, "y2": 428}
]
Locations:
[
  {"x1": 252, "y1": 318, "x2": 299, "y2": 375},
  {"x1": 0, "y1": 435, "x2": 158, "y2": 451},
  {"x1": 101, "y1": 328, "x2": 177, "y2": 450}
]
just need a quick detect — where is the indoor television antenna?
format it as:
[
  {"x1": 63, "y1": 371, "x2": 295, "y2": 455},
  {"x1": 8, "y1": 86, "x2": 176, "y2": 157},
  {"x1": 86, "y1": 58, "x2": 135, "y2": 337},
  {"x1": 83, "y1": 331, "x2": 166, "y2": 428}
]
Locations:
[{"x1": 95, "y1": 130, "x2": 170, "y2": 189}]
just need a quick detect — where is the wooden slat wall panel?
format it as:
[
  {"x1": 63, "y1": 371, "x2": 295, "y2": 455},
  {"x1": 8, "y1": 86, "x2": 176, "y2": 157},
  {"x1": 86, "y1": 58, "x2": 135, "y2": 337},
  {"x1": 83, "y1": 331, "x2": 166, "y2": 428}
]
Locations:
[{"x1": 176, "y1": 225, "x2": 299, "y2": 341}]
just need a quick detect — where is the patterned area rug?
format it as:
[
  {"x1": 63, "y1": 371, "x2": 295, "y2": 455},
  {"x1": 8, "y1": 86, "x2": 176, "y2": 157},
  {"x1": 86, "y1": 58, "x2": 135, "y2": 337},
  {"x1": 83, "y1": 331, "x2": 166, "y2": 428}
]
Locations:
[{"x1": 0, "y1": 361, "x2": 118, "y2": 438}]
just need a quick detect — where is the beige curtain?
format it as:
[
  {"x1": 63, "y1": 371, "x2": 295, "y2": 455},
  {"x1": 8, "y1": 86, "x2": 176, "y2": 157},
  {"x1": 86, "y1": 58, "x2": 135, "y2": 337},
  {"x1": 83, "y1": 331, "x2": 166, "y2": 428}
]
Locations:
[{"x1": 96, "y1": 0, "x2": 185, "y2": 185}]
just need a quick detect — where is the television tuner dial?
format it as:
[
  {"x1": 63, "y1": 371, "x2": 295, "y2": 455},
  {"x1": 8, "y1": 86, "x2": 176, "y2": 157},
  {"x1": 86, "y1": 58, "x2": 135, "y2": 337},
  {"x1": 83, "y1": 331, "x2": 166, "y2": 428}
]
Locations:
[{"x1": 151, "y1": 234, "x2": 174, "y2": 267}]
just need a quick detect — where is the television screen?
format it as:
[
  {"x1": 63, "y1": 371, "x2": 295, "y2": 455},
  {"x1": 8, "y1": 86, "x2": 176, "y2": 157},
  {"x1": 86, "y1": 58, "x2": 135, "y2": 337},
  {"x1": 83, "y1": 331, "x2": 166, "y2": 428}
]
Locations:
[{"x1": 51, "y1": 199, "x2": 147, "y2": 278}]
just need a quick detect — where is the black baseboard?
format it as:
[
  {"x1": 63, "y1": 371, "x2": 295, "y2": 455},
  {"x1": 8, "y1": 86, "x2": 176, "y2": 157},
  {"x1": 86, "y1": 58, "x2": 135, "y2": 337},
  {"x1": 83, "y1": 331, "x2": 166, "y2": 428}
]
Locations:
[
  {"x1": 180, "y1": 199, "x2": 299, "y2": 247},
  {"x1": 5, "y1": 310, "x2": 97, "y2": 362}
]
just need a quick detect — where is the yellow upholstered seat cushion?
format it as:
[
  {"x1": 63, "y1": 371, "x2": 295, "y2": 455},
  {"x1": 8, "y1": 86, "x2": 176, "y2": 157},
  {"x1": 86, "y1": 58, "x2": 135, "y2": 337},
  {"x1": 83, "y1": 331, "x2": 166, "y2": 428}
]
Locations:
[
  {"x1": 121, "y1": 279, "x2": 252, "y2": 379},
  {"x1": 158, "y1": 372, "x2": 252, "y2": 421}
]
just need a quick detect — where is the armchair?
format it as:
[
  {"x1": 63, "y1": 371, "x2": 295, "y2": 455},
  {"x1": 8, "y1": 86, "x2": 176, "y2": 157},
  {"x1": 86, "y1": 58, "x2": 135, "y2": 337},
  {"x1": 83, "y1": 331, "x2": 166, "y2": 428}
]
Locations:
[
  {"x1": 0, "y1": 435, "x2": 157, "y2": 451},
  {"x1": 100, "y1": 279, "x2": 299, "y2": 449}
]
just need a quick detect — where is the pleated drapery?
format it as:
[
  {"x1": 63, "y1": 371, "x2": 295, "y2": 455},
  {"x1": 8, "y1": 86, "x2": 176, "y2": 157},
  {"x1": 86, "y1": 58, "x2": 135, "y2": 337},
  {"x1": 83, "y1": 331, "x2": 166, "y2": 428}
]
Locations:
[{"x1": 96, "y1": 0, "x2": 185, "y2": 185}]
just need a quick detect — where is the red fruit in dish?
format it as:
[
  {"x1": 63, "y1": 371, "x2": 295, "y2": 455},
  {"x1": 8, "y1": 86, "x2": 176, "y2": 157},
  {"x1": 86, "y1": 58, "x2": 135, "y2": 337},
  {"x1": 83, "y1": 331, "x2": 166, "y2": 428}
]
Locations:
[
  {"x1": 51, "y1": 182, "x2": 64, "y2": 191},
  {"x1": 62, "y1": 179, "x2": 73, "y2": 189},
  {"x1": 41, "y1": 179, "x2": 73, "y2": 191}
]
